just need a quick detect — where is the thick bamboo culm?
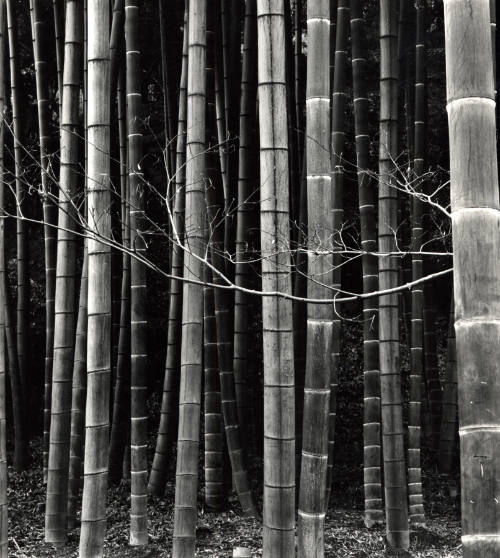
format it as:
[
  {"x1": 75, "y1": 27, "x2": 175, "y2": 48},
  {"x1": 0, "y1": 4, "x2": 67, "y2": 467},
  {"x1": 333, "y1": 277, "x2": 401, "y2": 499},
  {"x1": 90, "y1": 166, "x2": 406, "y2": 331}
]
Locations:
[
  {"x1": 298, "y1": 1, "x2": 332, "y2": 555},
  {"x1": 148, "y1": 3, "x2": 188, "y2": 497},
  {"x1": 444, "y1": 3, "x2": 500, "y2": 556},
  {"x1": 257, "y1": 1, "x2": 295, "y2": 556},
  {"x1": 79, "y1": 0, "x2": 111, "y2": 555},
  {"x1": 29, "y1": 0, "x2": 57, "y2": 484},
  {"x1": 407, "y1": 0, "x2": 426, "y2": 526},
  {"x1": 44, "y1": 0, "x2": 83, "y2": 543},
  {"x1": 378, "y1": 0, "x2": 409, "y2": 550},
  {"x1": 171, "y1": 1, "x2": 206, "y2": 555},
  {"x1": 350, "y1": 0, "x2": 383, "y2": 528}
]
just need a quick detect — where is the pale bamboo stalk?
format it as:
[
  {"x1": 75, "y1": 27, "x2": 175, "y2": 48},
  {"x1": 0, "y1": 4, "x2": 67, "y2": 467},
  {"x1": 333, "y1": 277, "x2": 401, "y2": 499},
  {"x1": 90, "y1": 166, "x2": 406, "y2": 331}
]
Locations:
[
  {"x1": 79, "y1": 0, "x2": 111, "y2": 554},
  {"x1": 171, "y1": 1, "x2": 206, "y2": 555},
  {"x1": 125, "y1": 0, "x2": 148, "y2": 546},
  {"x1": 67, "y1": 244, "x2": 88, "y2": 530},
  {"x1": 444, "y1": 2, "x2": 500, "y2": 556},
  {"x1": 350, "y1": 0, "x2": 383, "y2": 528},
  {"x1": 298, "y1": 2, "x2": 332, "y2": 555},
  {"x1": 148, "y1": 2, "x2": 188, "y2": 497},
  {"x1": 30, "y1": 0, "x2": 57, "y2": 484},
  {"x1": 378, "y1": 1, "x2": 409, "y2": 550},
  {"x1": 257, "y1": 1, "x2": 295, "y2": 556},
  {"x1": 44, "y1": 0, "x2": 83, "y2": 542}
]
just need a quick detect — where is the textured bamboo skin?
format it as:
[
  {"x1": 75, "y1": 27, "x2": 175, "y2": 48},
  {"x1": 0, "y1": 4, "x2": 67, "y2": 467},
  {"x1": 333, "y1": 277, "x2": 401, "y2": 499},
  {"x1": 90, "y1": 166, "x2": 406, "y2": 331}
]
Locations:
[
  {"x1": 6, "y1": 0, "x2": 28, "y2": 409},
  {"x1": 109, "y1": 67, "x2": 130, "y2": 485},
  {"x1": 44, "y1": 0, "x2": 83, "y2": 543},
  {"x1": 444, "y1": 2, "x2": 500, "y2": 556},
  {"x1": 67, "y1": 247, "x2": 88, "y2": 529},
  {"x1": 378, "y1": 1, "x2": 409, "y2": 550},
  {"x1": 439, "y1": 303, "x2": 457, "y2": 473},
  {"x1": 233, "y1": 0, "x2": 257, "y2": 448},
  {"x1": 29, "y1": 0, "x2": 57, "y2": 483},
  {"x1": 171, "y1": 1, "x2": 205, "y2": 556},
  {"x1": 125, "y1": 0, "x2": 148, "y2": 546},
  {"x1": 79, "y1": 0, "x2": 111, "y2": 555},
  {"x1": 257, "y1": 1, "x2": 295, "y2": 556},
  {"x1": 0, "y1": 5, "x2": 8, "y2": 552},
  {"x1": 350, "y1": 0, "x2": 383, "y2": 528},
  {"x1": 326, "y1": 0, "x2": 349, "y2": 508},
  {"x1": 297, "y1": 2, "x2": 331, "y2": 557},
  {"x1": 408, "y1": 0, "x2": 425, "y2": 526},
  {"x1": 148, "y1": 4, "x2": 188, "y2": 497},
  {"x1": 109, "y1": 0, "x2": 124, "y2": 99}
]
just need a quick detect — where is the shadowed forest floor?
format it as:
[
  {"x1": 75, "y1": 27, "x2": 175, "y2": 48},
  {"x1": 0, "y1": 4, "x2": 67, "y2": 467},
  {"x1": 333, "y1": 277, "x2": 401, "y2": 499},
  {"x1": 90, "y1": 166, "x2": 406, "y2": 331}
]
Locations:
[{"x1": 7, "y1": 440, "x2": 461, "y2": 557}]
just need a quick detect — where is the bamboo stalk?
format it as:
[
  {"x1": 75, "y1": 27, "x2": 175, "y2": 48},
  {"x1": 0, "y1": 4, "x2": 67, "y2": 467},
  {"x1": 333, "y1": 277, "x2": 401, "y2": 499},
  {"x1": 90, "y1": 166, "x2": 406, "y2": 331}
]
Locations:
[
  {"x1": 407, "y1": 0, "x2": 426, "y2": 526},
  {"x1": 444, "y1": 2, "x2": 500, "y2": 556},
  {"x1": 257, "y1": 1, "x2": 295, "y2": 555},
  {"x1": 378, "y1": 1, "x2": 409, "y2": 549},
  {"x1": 171, "y1": 1, "x2": 206, "y2": 555},
  {"x1": 350, "y1": 0, "x2": 383, "y2": 528},
  {"x1": 44, "y1": 0, "x2": 83, "y2": 542},
  {"x1": 30, "y1": 0, "x2": 57, "y2": 483},
  {"x1": 79, "y1": 0, "x2": 111, "y2": 554},
  {"x1": 125, "y1": 0, "x2": 148, "y2": 545}
]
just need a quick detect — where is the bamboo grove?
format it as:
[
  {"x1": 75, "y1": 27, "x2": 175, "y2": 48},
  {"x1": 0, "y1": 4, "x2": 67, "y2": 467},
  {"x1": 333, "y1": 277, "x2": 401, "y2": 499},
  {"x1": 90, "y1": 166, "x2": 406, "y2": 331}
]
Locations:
[{"x1": 0, "y1": 0, "x2": 494, "y2": 557}]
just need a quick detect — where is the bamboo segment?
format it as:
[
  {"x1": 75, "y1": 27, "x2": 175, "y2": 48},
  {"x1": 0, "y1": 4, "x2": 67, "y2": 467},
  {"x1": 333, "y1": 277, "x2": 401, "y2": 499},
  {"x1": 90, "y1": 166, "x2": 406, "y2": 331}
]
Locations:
[
  {"x1": 298, "y1": 2, "x2": 332, "y2": 557},
  {"x1": 378, "y1": 1, "x2": 409, "y2": 550},
  {"x1": 408, "y1": 0, "x2": 426, "y2": 526},
  {"x1": 350, "y1": 0, "x2": 383, "y2": 528},
  {"x1": 171, "y1": 0, "x2": 206, "y2": 555},
  {"x1": 67, "y1": 246, "x2": 88, "y2": 530},
  {"x1": 148, "y1": 3, "x2": 188, "y2": 497},
  {"x1": 44, "y1": 0, "x2": 83, "y2": 543},
  {"x1": 439, "y1": 301, "x2": 458, "y2": 473},
  {"x1": 0, "y1": 4, "x2": 7, "y2": 552},
  {"x1": 6, "y1": 0, "x2": 28, "y2": 407},
  {"x1": 79, "y1": 0, "x2": 111, "y2": 555},
  {"x1": 257, "y1": 1, "x2": 295, "y2": 556},
  {"x1": 444, "y1": 2, "x2": 500, "y2": 556},
  {"x1": 30, "y1": 0, "x2": 57, "y2": 484}
]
